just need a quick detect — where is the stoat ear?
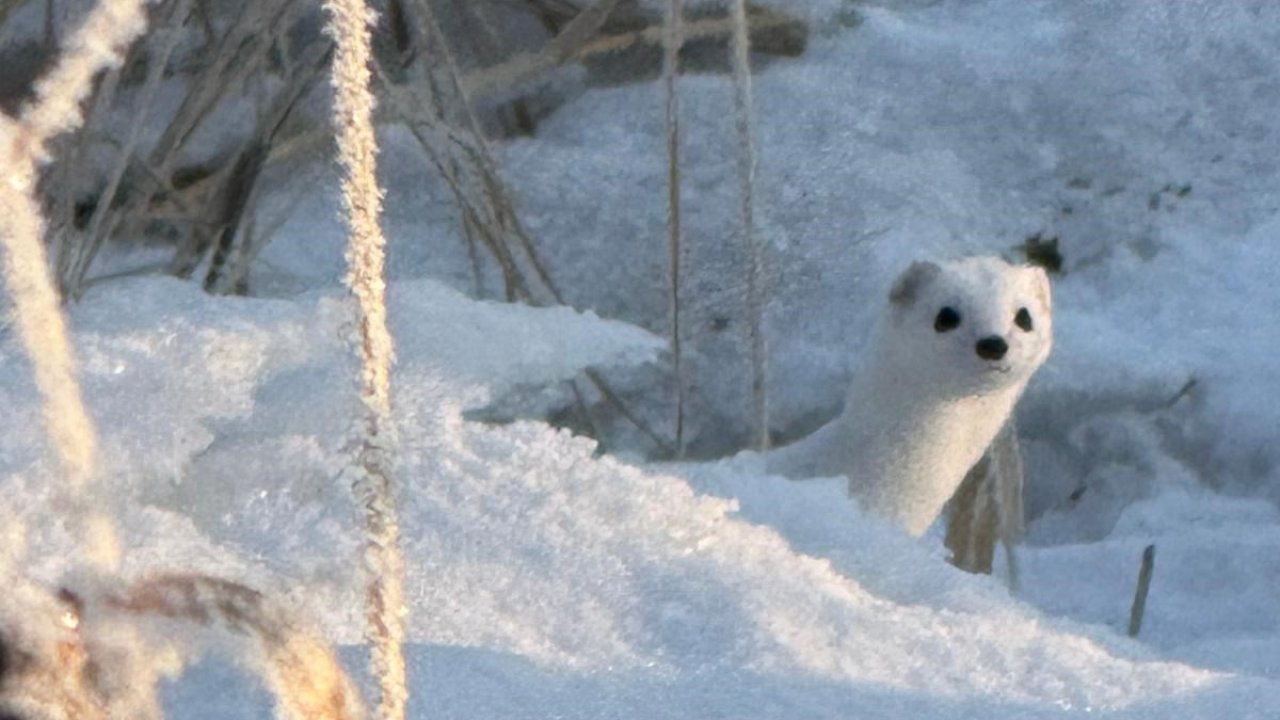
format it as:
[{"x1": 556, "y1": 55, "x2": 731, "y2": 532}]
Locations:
[
  {"x1": 1026, "y1": 265, "x2": 1051, "y2": 313},
  {"x1": 888, "y1": 261, "x2": 941, "y2": 307}
]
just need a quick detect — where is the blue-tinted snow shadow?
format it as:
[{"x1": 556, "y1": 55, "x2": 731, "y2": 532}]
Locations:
[{"x1": 162, "y1": 643, "x2": 1280, "y2": 720}]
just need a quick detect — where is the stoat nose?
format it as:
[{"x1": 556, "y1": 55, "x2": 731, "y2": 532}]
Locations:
[{"x1": 975, "y1": 336, "x2": 1008, "y2": 361}]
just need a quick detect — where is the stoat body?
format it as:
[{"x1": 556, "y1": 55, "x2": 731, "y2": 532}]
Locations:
[{"x1": 768, "y1": 257, "x2": 1053, "y2": 537}]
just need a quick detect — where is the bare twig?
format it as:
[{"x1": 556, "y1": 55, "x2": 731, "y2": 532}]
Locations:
[
  {"x1": 663, "y1": 0, "x2": 686, "y2": 456},
  {"x1": 407, "y1": 0, "x2": 565, "y2": 302},
  {"x1": 51, "y1": 61, "x2": 120, "y2": 288},
  {"x1": 728, "y1": 0, "x2": 768, "y2": 450},
  {"x1": 0, "y1": 0, "x2": 25, "y2": 28},
  {"x1": 585, "y1": 368, "x2": 673, "y2": 457},
  {"x1": 460, "y1": 5, "x2": 803, "y2": 99},
  {"x1": 375, "y1": 69, "x2": 529, "y2": 299},
  {"x1": 1128, "y1": 544, "x2": 1156, "y2": 638},
  {"x1": 462, "y1": 0, "x2": 622, "y2": 99},
  {"x1": 63, "y1": 0, "x2": 195, "y2": 297},
  {"x1": 207, "y1": 39, "x2": 335, "y2": 294},
  {"x1": 387, "y1": 0, "x2": 671, "y2": 455},
  {"x1": 148, "y1": 0, "x2": 294, "y2": 172}
]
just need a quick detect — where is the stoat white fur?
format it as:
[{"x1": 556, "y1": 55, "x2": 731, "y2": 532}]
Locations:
[{"x1": 768, "y1": 257, "x2": 1052, "y2": 536}]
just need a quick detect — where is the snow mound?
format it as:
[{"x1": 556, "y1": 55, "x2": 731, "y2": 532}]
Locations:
[{"x1": 5, "y1": 277, "x2": 1275, "y2": 717}]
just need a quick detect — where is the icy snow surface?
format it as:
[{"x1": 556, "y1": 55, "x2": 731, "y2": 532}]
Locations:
[{"x1": 5, "y1": 0, "x2": 1280, "y2": 717}]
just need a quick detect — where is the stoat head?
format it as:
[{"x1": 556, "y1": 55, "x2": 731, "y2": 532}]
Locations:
[{"x1": 882, "y1": 256, "x2": 1052, "y2": 397}]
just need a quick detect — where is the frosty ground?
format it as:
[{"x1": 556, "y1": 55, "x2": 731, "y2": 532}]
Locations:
[{"x1": 4, "y1": 0, "x2": 1280, "y2": 717}]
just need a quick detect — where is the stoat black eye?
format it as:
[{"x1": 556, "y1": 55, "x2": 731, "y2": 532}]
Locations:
[
  {"x1": 934, "y1": 306, "x2": 961, "y2": 332},
  {"x1": 1015, "y1": 307, "x2": 1034, "y2": 332}
]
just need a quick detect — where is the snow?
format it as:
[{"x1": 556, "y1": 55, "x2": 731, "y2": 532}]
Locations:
[{"x1": 5, "y1": 0, "x2": 1280, "y2": 717}]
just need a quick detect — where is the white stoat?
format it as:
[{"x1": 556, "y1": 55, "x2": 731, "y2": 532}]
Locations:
[{"x1": 768, "y1": 256, "x2": 1053, "y2": 537}]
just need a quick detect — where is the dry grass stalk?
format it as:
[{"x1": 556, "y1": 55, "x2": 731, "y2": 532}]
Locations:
[
  {"x1": 0, "y1": 573, "x2": 130, "y2": 719},
  {"x1": 61, "y1": 0, "x2": 195, "y2": 297},
  {"x1": 592, "y1": 6, "x2": 798, "y2": 57},
  {"x1": 104, "y1": 0, "x2": 322, "y2": 296},
  {"x1": 727, "y1": 0, "x2": 769, "y2": 450},
  {"x1": 0, "y1": 0, "x2": 159, "y2": 574},
  {"x1": 55, "y1": 0, "x2": 325, "y2": 296},
  {"x1": 323, "y1": 0, "x2": 408, "y2": 717},
  {"x1": 375, "y1": 69, "x2": 530, "y2": 300},
  {"x1": 663, "y1": 0, "x2": 686, "y2": 456},
  {"x1": 1128, "y1": 544, "x2": 1156, "y2": 637},
  {"x1": 392, "y1": 0, "x2": 673, "y2": 454},
  {"x1": 462, "y1": 0, "x2": 622, "y2": 99},
  {"x1": 146, "y1": 0, "x2": 295, "y2": 172},
  {"x1": 461, "y1": 4, "x2": 803, "y2": 99},
  {"x1": 204, "y1": 38, "x2": 336, "y2": 294},
  {"x1": 0, "y1": 0, "x2": 24, "y2": 29},
  {"x1": 10, "y1": 0, "x2": 152, "y2": 172},
  {"x1": 50, "y1": 61, "x2": 121, "y2": 287},
  {"x1": 945, "y1": 421, "x2": 1026, "y2": 581},
  {"x1": 404, "y1": 0, "x2": 564, "y2": 303},
  {"x1": 0, "y1": 572, "x2": 367, "y2": 719},
  {"x1": 112, "y1": 574, "x2": 367, "y2": 720}
]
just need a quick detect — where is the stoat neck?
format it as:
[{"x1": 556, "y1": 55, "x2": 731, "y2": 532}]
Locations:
[{"x1": 831, "y1": 354, "x2": 1025, "y2": 537}]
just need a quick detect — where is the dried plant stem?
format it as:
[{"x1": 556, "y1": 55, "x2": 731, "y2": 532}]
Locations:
[
  {"x1": 945, "y1": 421, "x2": 1026, "y2": 580},
  {"x1": 1128, "y1": 544, "x2": 1156, "y2": 638},
  {"x1": 579, "y1": 7, "x2": 797, "y2": 58},
  {"x1": 324, "y1": 0, "x2": 407, "y2": 718},
  {"x1": 462, "y1": 0, "x2": 621, "y2": 99},
  {"x1": 65, "y1": 0, "x2": 195, "y2": 297},
  {"x1": 11, "y1": 0, "x2": 152, "y2": 169},
  {"x1": 112, "y1": 574, "x2": 368, "y2": 720},
  {"x1": 663, "y1": 0, "x2": 686, "y2": 457},
  {"x1": 0, "y1": 0, "x2": 155, "y2": 575},
  {"x1": 148, "y1": 0, "x2": 292, "y2": 171},
  {"x1": 373, "y1": 68, "x2": 529, "y2": 300},
  {"x1": 383, "y1": 0, "x2": 667, "y2": 454},
  {"x1": 407, "y1": 0, "x2": 563, "y2": 303},
  {"x1": 727, "y1": 0, "x2": 768, "y2": 449},
  {"x1": 461, "y1": 6, "x2": 800, "y2": 101},
  {"x1": 52, "y1": 63, "x2": 119, "y2": 287},
  {"x1": 0, "y1": 0, "x2": 22, "y2": 28}
]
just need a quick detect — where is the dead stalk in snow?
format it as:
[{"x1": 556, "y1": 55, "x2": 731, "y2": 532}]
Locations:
[
  {"x1": 0, "y1": 0, "x2": 158, "y2": 574},
  {"x1": 663, "y1": 0, "x2": 687, "y2": 456},
  {"x1": 323, "y1": 0, "x2": 408, "y2": 717},
  {"x1": 727, "y1": 0, "x2": 769, "y2": 450},
  {"x1": 1128, "y1": 544, "x2": 1156, "y2": 638},
  {"x1": 0, "y1": 571, "x2": 367, "y2": 719},
  {"x1": 112, "y1": 574, "x2": 367, "y2": 720}
]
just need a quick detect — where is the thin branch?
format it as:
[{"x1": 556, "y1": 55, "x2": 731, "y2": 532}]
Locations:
[
  {"x1": 663, "y1": 0, "x2": 686, "y2": 457},
  {"x1": 1128, "y1": 544, "x2": 1156, "y2": 638},
  {"x1": 462, "y1": 0, "x2": 622, "y2": 99},
  {"x1": 728, "y1": 0, "x2": 768, "y2": 450},
  {"x1": 459, "y1": 5, "x2": 801, "y2": 100},
  {"x1": 396, "y1": 0, "x2": 668, "y2": 454},
  {"x1": 65, "y1": 0, "x2": 195, "y2": 298}
]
